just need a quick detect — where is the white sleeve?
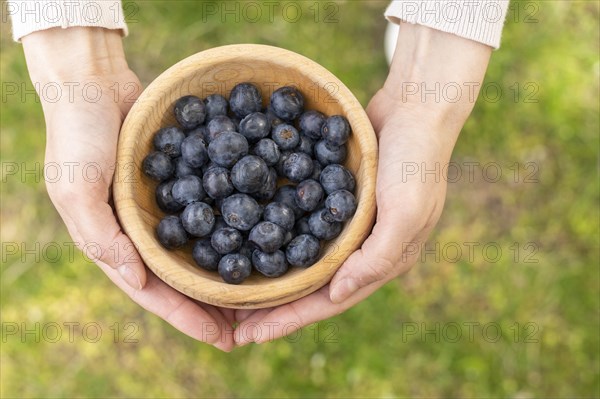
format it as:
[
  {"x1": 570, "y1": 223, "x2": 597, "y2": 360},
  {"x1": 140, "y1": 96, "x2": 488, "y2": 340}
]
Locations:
[
  {"x1": 8, "y1": 0, "x2": 128, "y2": 42},
  {"x1": 385, "y1": 0, "x2": 509, "y2": 49}
]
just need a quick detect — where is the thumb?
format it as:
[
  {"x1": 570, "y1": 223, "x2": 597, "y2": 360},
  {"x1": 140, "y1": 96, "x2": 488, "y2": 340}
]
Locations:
[{"x1": 329, "y1": 219, "x2": 417, "y2": 304}]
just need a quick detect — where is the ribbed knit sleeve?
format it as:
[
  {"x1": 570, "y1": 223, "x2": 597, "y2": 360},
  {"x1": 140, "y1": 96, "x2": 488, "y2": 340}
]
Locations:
[
  {"x1": 385, "y1": 0, "x2": 509, "y2": 49},
  {"x1": 8, "y1": 0, "x2": 128, "y2": 42}
]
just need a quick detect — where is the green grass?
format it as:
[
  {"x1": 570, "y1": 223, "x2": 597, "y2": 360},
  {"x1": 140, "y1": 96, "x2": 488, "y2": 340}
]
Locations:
[{"x1": 1, "y1": 1, "x2": 599, "y2": 397}]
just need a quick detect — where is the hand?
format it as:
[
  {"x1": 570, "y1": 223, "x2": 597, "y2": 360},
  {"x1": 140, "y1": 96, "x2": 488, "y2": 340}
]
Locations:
[
  {"x1": 22, "y1": 28, "x2": 235, "y2": 351},
  {"x1": 233, "y1": 24, "x2": 493, "y2": 345}
]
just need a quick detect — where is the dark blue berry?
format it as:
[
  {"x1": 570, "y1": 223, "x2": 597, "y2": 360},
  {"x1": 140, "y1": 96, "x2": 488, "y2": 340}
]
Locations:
[
  {"x1": 239, "y1": 239, "x2": 255, "y2": 260},
  {"x1": 265, "y1": 106, "x2": 284, "y2": 128},
  {"x1": 294, "y1": 216, "x2": 311, "y2": 235},
  {"x1": 295, "y1": 179, "x2": 324, "y2": 212},
  {"x1": 174, "y1": 95, "x2": 205, "y2": 129},
  {"x1": 143, "y1": 151, "x2": 174, "y2": 181},
  {"x1": 252, "y1": 250, "x2": 289, "y2": 277},
  {"x1": 296, "y1": 135, "x2": 315, "y2": 157},
  {"x1": 252, "y1": 167, "x2": 278, "y2": 202},
  {"x1": 239, "y1": 112, "x2": 270, "y2": 143},
  {"x1": 208, "y1": 131, "x2": 249, "y2": 168},
  {"x1": 192, "y1": 238, "x2": 221, "y2": 271},
  {"x1": 325, "y1": 189, "x2": 357, "y2": 222},
  {"x1": 273, "y1": 185, "x2": 305, "y2": 219},
  {"x1": 286, "y1": 234, "x2": 320, "y2": 267},
  {"x1": 206, "y1": 115, "x2": 237, "y2": 143},
  {"x1": 220, "y1": 194, "x2": 262, "y2": 231},
  {"x1": 263, "y1": 202, "x2": 295, "y2": 230},
  {"x1": 181, "y1": 202, "x2": 215, "y2": 237},
  {"x1": 211, "y1": 215, "x2": 228, "y2": 233},
  {"x1": 252, "y1": 138, "x2": 281, "y2": 166},
  {"x1": 231, "y1": 155, "x2": 269, "y2": 193},
  {"x1": 202, "y1": 166, "x2": 234, "y2": 199},
  {"x1": 283, "y1": 152, "x2": 314, "y2": 182},
  {"x1": 204, "y1": 94, "x2": 229, "y2": 121},
  {"x1": 283, "y1": 229, "x2": 295, "y2": 247},
  {"x1": 157, "y1": 215, "x2": 188, "y2": 249},
  {"x1": 310, "y1": 159, "x2": 322, "y2": 181},
  {"x1": 320, "y1": 164, "x2": 356, "y2": 195},
  {"x1": 181, "y1": 133, "x2": 209, "y2": 168},
  {"x1": 155, "y1": 179, "x2": 184, "y2": 213},
  {"x1": 211, "y1": 227, "x2": 243, "y2": 254},
  {"x1": 270, "y1": 86, "x2": 304, "y2": 121},
  {"x1": 314, "y1": 140, "x2": 347, "y2": 165},
  {"x1": 229, "y1": 83, "x2": 263, "y2": 118},
  {"x1": 174, "y1": 157, "x2": 201, "y2": 178},
  {"x1": 185, "y1": 125, "x2": 207, "y2": 138},
  {"x1": 154, "y1": 126, "x2": 186, "y2": 158},
  {"x1": 275, "y1": 150, "x2": 292, "y2": 176},
  {"x1": 249, "y1": 221, "x2": 286, "y2": 253},
  {"x1": 298, "y1": 110, "x2": 326, "y2": 140},
  {"x1": 308, "y1": 208, "x2": 342, "y2": 240},
  {"x1": 218, "y1": 254, "x2": 252, "y2": 284},
  {"x1": 272, "y1": 124, "x2": 300, "y2": 150},
  {"x1": 172, "y1": 175, "x2": 205, "y2": 205},
  {"x1": 322, "y1": 115, "x2": 351, "y2": 146}
]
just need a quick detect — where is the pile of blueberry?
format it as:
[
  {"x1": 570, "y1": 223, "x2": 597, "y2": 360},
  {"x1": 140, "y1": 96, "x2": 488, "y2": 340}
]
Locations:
[{"x1": 142, "y1": 83, "x2": 357, "y2": 284}]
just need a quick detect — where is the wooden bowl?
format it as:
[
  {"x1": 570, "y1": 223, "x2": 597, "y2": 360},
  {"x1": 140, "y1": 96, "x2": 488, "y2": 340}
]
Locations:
[{"x1": 114, "y1": 44, "x2": 377, "y2": 309}]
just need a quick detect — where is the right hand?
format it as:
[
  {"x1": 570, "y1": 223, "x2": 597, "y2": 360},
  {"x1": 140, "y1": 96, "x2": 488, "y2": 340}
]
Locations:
[{"x1": 22, "y1": 27, "x2": 236, "y2": 351}]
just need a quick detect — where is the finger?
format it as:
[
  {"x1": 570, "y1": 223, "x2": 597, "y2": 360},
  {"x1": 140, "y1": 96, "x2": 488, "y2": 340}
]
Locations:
[
  {"x1": 328, "y1": 219, "x2": 413, "y2": 304},
  {"x1": 234, "y1": 308, "x2": 270, "y2": 324},
  {"x1": 96, "y1": 260, "x2": 235, "y2": 352},
  {"x1": 56, "y1": 196, "x2": 147, "y2": 290}
]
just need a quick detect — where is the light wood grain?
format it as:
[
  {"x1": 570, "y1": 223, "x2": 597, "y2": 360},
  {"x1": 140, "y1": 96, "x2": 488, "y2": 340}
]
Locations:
[{"x1": 113, "y1": 44, "x2": 377, "y2": 309}]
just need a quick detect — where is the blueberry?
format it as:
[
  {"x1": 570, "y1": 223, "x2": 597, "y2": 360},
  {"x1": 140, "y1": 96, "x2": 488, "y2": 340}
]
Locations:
[
  {"x1": 298, "y1": 110, "x2": 326, "y2": 140},
  {"x1": 174, "y1": 157, "x2": 201, "y2": 178},
  {"x1": 172, "y1": 175, "x2": 205, "y2": 205},
  {"x1": 296, "y1": 135, "x2": 315, "y2": 157},
  {"x1": 314, "y1": 140, "x2": 347, "y2": 165},
  {"x1": 204, "y1": 94, "x2": 229, "y2": 121},
  {"x1": 310, "y1": 159, "x2": 322, "y2": 181},
  {"x1": 283, "y1": 229, "x2": 295, "y2": 247},
  {"x1": 206, "y1": 115, "x2": 237, "y2": 143},
  {"x1": 220, "y1": 194, "x2": 262, "y2": 231},
  {"x1": 252, "y1": 167, "x2": 278, "y2": 202},
  {"x1": 286, "y1": 234, "x2": 320, "y2": 267},
  {"x1": 273, "y1": 185, "x2": 305, "y2": 219},
  {"x1": 270, "y1": 86, "x2": 304, "y2": 121},
  {"x1": 231, "y1": 155, "x2": 269, "y2": 193},
  {"x1": 252, "y1": 138, "x2": 281, "y2": 166},
  {"x1": 201, "y1": 161, "x2": 219, "y2": 175},
  {"x1": 181, "y1": 133, "x2": 209, "y2": 168},
  {"x1": 325, "y1": 189, "x2": 357, "y2": 222},
  {"x1": 174, "y1": 95, "x2": 206, "y2": 129},
  {"x1": 143, "y1": 151, "x2": 174, "y2": 181},
  {"x1": 202, "y1": 166, "x2": 234, "y2": 199},
  {"x1": 308, "y1": 208, "x2": 342, "y2": 240},
  {"x1": 181, "y1": 202, "x2": 215, "y2": 237},
  {"x1": 154, "y1": 126, "x2": 186, "y2": 157},
  {"x1": 320, "y1": 164, "x2": 356, "y2": 195},
  {"x1": 157, "y1": 215, "x2": 188, "y2": 249},
  {"x1": 249, "y1": 221, "x2": 286, "y2": 253},
  {"x1": 155, "y1": 179, "x2": 184, "y2": 213},
  {"x1": 295, "y1": 179, "x2": 324, "y2": 212},
  {"x1": 263, "y1": 202, "x2": 295, "y2": 231},
  {"x1": 239, "y1": 112, "x2": 270, "y2": 143},
  {"x1": 211, "y1": 215, "x2": 229, "y2": 233},
  {"x1": 211, "y1": 227, "x2": 243, "y2": 255},
  {"x1": 275, "y1": 150, "x2": 293, "y2": 176},
  {"x1": 185, "y1": 125, "x2": 207, "y2": 138},
  {"x1": 218, "y1": 254, "x2": 252, "y2": 284},
  {"x1": 265, "y1": 106, "x2": 284, "y2": 128},
  {"x1": 239, "y1": 239, "x2": 255, "y2": 260},
  {"x1": 322, "y1": 115, "x2": 351, "y2": 146},
  {"x1": 272, "y1": 124, "x2": 300, "y2": 150},
  {"x1": 252, "y1": 250, "x2": 289, "y2": 278},
  {"x1": 282, "y1": 152, "x2": 314, "y2": 182},
  {"x1": 229, "y1": 83, "x2": 263, "y2": 118},
  {"x1": 208, "y1": 132, "x2": 249, "y2": 168},
  {"x1": 294, "y1": 216, "x2": 311, "y2": 235},
  {"x1": 192, "y1": 238, "x2": 221, "y2": 271}
]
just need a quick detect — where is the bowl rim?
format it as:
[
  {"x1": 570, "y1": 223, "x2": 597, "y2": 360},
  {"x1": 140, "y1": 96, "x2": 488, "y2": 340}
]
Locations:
[{"x1": 114, "y1": 44, "x2": 377, "y2": 309}]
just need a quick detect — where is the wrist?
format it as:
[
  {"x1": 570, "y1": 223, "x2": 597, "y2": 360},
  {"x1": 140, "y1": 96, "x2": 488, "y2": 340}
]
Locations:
[{"x1": 22, "y1": 27, "x2": 130, "y2": 84}]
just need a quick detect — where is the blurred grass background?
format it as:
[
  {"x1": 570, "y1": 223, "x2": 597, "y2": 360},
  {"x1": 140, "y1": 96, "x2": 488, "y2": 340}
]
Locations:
[{"x1": 1, "y1": 0, "x2": 598, "y2": 397}]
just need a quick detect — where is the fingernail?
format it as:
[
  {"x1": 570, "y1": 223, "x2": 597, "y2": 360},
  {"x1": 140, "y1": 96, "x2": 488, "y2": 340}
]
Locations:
[
  {"x1": 118, "y1": 265, "x2": 142, "y2": 290},
  {"x1": 330, "y1": 278, "x2": 358, "y2": 303}
]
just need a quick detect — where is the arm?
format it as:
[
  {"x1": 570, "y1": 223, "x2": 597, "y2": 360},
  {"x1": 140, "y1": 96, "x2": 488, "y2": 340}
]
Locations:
[
  {"x1": 21, "y1": 27, "x2": 235, "y2": 351},
  {"x1": 234, "y1": 23, "x2": 493, "y2": 344}
]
